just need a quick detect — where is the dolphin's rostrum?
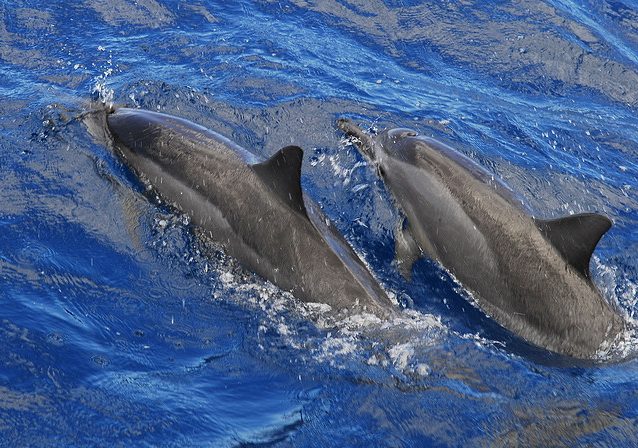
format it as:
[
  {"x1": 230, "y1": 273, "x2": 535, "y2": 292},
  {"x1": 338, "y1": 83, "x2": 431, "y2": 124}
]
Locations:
[
  {"x1": 101, "y1": 108, "x2": 397, "y2": 317},
  {"x1": 337, "y1": 117, "x2": 624, "y2": 359}
]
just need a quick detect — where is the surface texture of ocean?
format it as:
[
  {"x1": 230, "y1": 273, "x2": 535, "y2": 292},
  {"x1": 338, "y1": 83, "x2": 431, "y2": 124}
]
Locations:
[{"x1": 1, "y1": 0, "x2": 638, "y2": 446}]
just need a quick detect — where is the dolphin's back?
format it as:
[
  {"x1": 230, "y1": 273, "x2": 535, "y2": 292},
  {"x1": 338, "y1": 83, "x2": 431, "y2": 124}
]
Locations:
[{"x1": 108, "y1": 108, "x2": 260, "y2": 165}]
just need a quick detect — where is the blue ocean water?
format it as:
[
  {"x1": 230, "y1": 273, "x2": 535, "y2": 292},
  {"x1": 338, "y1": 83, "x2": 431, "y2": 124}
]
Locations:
[{"x1": 2, "y1": 0, "x2": 638, "y2": 446}]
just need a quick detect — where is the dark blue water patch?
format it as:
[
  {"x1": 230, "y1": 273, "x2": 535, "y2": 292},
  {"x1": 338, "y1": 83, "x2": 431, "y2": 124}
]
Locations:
[
  {"x1": 0, "y1": 215, "x2": 312, "y2": 445},
  {"x1": 0, "y1": 69, "x2": 32, "y2": 100}
]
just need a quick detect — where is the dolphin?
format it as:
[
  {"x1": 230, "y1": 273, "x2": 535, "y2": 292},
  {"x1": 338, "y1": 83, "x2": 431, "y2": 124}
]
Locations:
[
  {"x1": 337, "y1": 117, "x2": 624, "y2": 359},
  {"x1": 98, "y1": 107, "x2": 397, "y2": 317}
]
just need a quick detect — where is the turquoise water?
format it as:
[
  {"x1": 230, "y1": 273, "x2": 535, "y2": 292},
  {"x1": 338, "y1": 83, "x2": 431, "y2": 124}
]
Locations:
[{"x1": 1, "y1": 0, "x2": 638, "y2": 446}]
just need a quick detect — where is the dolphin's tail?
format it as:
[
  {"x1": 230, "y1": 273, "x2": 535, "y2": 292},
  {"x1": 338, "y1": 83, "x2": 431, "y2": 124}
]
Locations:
[{"x1": 336, "y1": 118, "x2": 375, "y2": 161}]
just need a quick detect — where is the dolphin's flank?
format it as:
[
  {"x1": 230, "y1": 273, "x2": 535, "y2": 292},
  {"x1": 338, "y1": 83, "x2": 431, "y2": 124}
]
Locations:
[{"x1": 337, "y1": 117, "x2": 624, "y2": 359}]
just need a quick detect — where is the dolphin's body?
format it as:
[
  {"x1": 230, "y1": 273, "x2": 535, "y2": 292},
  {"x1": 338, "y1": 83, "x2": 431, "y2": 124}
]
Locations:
[
  {"x1": 337, "y1": 118, "x2": 624, "y2": 358},
  {"x1": 102, "y1": 108, "x2": 396, "y2": 317}
]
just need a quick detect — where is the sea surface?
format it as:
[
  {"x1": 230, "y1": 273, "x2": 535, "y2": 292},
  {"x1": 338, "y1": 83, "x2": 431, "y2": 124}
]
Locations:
[{"x1": 1, "y1": 0, "x2": 638, "y2": 446}]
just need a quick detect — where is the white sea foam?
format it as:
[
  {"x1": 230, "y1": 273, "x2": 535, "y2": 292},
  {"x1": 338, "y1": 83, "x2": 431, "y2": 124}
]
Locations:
[
  {"x1": 207, "y1": 259, "x2": 449, "y2": 377},
  {"x1": 592, "y1": 256, "x2": 638, "y2": 361}
]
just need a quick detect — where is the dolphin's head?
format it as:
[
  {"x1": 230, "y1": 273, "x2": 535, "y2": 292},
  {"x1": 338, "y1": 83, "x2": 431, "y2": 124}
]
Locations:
[
  {"x1": 377, "y1": 127, "x2": 418, "y2": 156},
  {"x1": 374, "y1": 128, "x2": 422, "y2": 174},
  {"x1": 337, "y1": 118, "x2": 421, "y2": 178},
  {"x1": 336, "y1": 117, "x2": 377, "y2": 162},
  {"x1": 337, "y1": 118, "x2": 419, "y2": 159}
]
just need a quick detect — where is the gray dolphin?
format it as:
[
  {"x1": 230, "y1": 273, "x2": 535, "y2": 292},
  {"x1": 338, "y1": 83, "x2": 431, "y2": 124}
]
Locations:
[
  {"x1": 100, "y1": 107, "x2": 397, "y2": 317},
  {"x1": 337, "y1": 117, "x2": 624, "y2": 359}
]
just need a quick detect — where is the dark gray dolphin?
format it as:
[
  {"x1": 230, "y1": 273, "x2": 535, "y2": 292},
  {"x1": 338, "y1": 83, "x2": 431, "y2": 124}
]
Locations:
[
  {"x1": 100, "y1": 108, "x2": 397, "y2": 317},
  {"x1": 337, "y1": 117, "x2": 624, "y2": 359}
]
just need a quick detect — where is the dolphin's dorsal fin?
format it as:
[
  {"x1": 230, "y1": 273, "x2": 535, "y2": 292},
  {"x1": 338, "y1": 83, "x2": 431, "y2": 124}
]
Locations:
[
  {"x1": 534, "y1": 213, "x2": 612, "y2": 279},
  {"x1": 253, "y1": 145, "x2": 308, "y2": 217}
]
